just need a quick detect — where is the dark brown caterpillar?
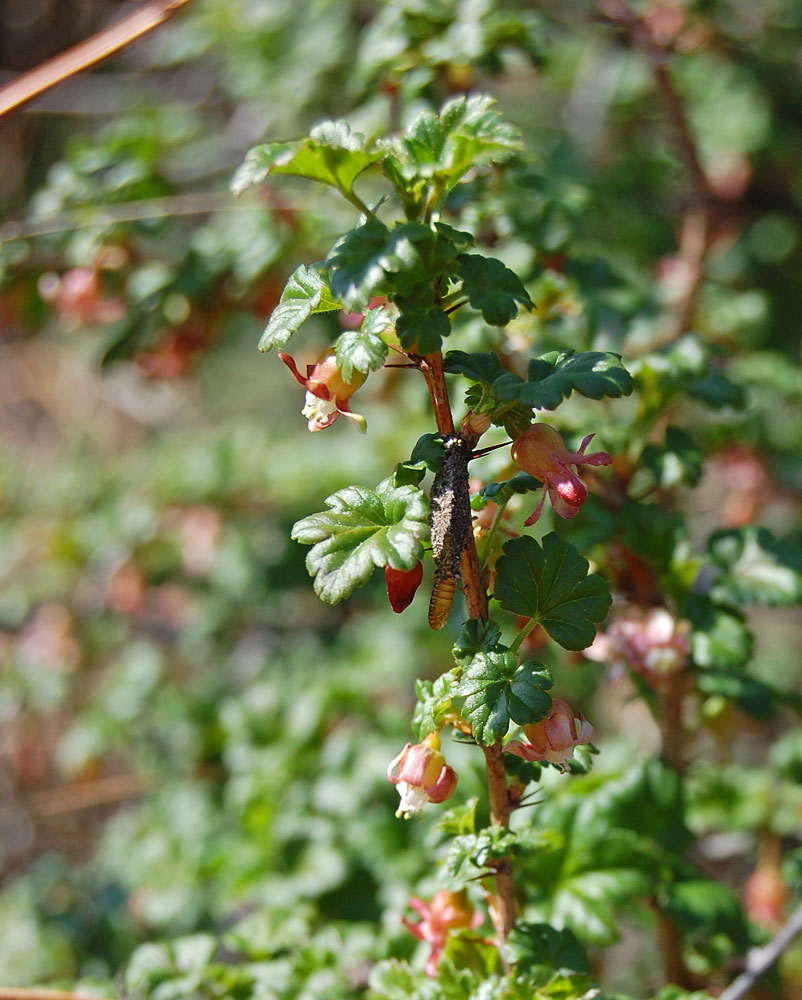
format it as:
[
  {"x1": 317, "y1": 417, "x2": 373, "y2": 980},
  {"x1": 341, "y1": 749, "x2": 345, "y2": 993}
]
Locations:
[{"x1": 428, "y1": 434, "x2": 472, "y2": 630}]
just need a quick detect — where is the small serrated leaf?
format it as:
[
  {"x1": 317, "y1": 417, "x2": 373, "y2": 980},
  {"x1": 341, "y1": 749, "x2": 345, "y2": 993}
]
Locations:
[
  {"x1": 232, "y1": 121, "x2": 383, "y2": 196},
  {"x1": 259, "y1": 264, "x2": 341, "y2": 352},
  {"x1": 455, "y1": 650, "x2": 517, "y2": 745},
  {"x1": 326, "y1": 220, "x2": 391, "y2": 311},
  {"x1": 507, "y1": 661, "x2": 554, "y2": 726},
  {"x1": 452, "y1": 619, "x2": 504, "y2": 664},
  {"x1": 493, "y1": 351, "x2": 634, "y2": 410},
  {"x1": 411, "y1": 671, "x2": 459, "y2": 740},
  {"x1": 494, "y1": 534, "x2": 611, "y2": 650},
  {"x1": 383, "y1": 94, "x2": 523, "y2": 196},
  {"x1": 443, "y1": 350, "x2": 506, "y2": 384},
  {"x1": 335, "y1": 306, "x2": 391, "y2": 380},
  {"x1": 457, "y1": 254, "x2": 533, "y2": 326},
  {"x1": 291, "y1": 480, "x2": 429, "y2": 604},
  {"x1": 454, "y1": 651, "x2": 552, "y2": 745}
]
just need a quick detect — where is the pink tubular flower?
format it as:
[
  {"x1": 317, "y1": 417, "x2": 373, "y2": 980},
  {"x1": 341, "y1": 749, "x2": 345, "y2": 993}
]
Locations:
[
  {"x1": 387, "y1": 731, "x2": 458, "y2": 820},
  {"x1": 585, "y1": 606, "x2": 690, "y2": 685},
  {"x1": 278, "y1": 350, "x2": 367, "y2": 432},
  {"x1": 403, "y1": 889, "x2": 483, "y2": 976},
  {"x1": 504, "y1": 698, "x2": 594, "y2": 770},
  {"x1": 511, "y1": 424, "x2": 612, "y2": 525}
]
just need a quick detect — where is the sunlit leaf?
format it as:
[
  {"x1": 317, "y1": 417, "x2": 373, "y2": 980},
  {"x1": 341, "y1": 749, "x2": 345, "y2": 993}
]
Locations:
[
  {"x1": 291, "y1": 479, "x2": 429, "y2": 603},
  {"x1": 494, "y1": 534, "x2": 611, "y2": 649},
  {"x1": 259, "y1": 264, "x2": 341, "y2": 352}
]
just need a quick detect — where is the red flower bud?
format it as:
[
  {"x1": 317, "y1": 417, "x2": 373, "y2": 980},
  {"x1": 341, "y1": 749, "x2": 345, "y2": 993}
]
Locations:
[{"x1": 385, "y1": 562, "x2": 423, "y2": 613}]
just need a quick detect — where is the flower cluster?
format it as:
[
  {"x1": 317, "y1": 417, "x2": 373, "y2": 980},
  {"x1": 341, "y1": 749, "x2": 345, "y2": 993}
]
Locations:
[
  {"x1": 504, "y1": 698, "x2": 594, "y2": 770},
  {"x1": 387, "y1": 731, "x2": 458, "y2": 819},
  {"x1": 511, "y1": 424, "x2": 611, "y2": 524}
]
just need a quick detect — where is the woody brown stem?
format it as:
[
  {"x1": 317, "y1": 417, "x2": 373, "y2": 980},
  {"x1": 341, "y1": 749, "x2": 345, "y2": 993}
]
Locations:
[{"x1": 419, "y1": 350, "x2": 517, "y2": 958}]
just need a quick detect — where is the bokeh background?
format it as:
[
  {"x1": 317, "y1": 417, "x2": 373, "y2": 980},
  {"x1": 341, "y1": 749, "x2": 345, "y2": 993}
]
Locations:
[{"x1": 1, "y1": 1, "x2": 802, "y2": 997}]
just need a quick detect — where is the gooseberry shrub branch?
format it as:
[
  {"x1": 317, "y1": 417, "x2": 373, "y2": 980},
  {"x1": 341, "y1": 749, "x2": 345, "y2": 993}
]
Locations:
[
  {"x1": 233, "y1": 87, "x2": 802, "y2": 999},
  {"x1": 234, "y1": 95, "x2": 630, "y2": 984}
]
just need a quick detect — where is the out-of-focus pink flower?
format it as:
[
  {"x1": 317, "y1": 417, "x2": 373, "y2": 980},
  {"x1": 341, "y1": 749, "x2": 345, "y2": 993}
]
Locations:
[
  {"x1": 746, "y1": 856, "x2": 789, "y2": 931},
  {"x1": 387, "y1": 731, "x2": 458, "y2": 819},
  {"x1": 278, "y1": 350, "x2": 367, "y2": 432},
  {"x1": 16, "y1": 603, "x2": 80, "y2": 673},
  {"x1": 585, "y1": 606, "x2": 690, "y2": 684},
  {"x1": 38, "y1": 268, "x2": 125, "y2": 325},
  {"x1": 403, "y1": 889, "x2": 483, "y2": 976},
  {"x1": 504, "y1": 698, "x2": 594, "y2": 770},
  {"x1": 511, "y1": 424, "x2": 611, "y2": 525}
]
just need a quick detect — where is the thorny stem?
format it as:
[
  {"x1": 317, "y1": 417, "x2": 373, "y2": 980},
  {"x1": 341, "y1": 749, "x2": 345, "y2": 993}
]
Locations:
[{"x1": 416, "y1": 350, "x2": 518, "y2": 962}]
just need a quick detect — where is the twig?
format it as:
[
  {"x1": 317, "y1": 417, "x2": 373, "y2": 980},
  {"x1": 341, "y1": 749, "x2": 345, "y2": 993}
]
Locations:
[
  {"x1": 0, "y1": 989, "x2": 118, "y2": 1000},
  {"x1": 598, "y1": 0, "x2": 716, "y2": 346},
  {"x1": 27, "y1": 773, "x2": 149, "y2": 817},
  {"x1": 0, "y1": 0, "x2": 194, "y2": 119},
  {"x1": 719, "y1": 903, "x2": 802, "y2": 1000}
]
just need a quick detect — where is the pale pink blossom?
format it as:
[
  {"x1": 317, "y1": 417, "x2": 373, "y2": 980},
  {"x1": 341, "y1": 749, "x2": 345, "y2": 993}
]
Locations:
[
  {"x1": 387, "y1": 731, "x2": 458, "y2": 819},
  {"x1": 504, "y1": 698, "x2": 594, "y2": 770}
]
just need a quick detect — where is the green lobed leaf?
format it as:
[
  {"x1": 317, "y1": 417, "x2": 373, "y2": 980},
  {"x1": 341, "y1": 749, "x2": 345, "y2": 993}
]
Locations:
[
  {"x1": 452, "y1": 618, "x2": 504, "y2": 664},
  {"x1": 493, "y1": 351, "x2": 634, "y2": 410},
  {"x1": 454, "y1": 650, "x2": 552, "y2": 745},
  {"x1": 326, "y1": 220, "x2": 392, "y2": 311},
  {"x1": 335, "y1": 306, "x2": 391, "y2": 380},
  {"x1": 507, "y1": 662, "x2": 554, "y2": 726},
  {"x1": 232, "y1": 120, "x2": 383, "y2": 196},
  {"x1": 455, "y1": 650, "x2": 517, "y2": 745},
  {"x1": 290, "y1": 479, "x2": 429, "y2": 604},
  {"x1": 706, "y1": 527, "x2": 802, "y2": 605},
  {"x1": 411, "y1": 671, "x2": 459, "y2": 741},
  {"x1": 457, "y1": 254, "x2": 534, "y2": 326},
  {"x1": 494, "y1": 534, "x2": 611, "y2": 650},
  {"x1": 381, "y1": 94, "x2": 523, "y2": 196},
  {"x1": 443, "y1": 350, "x2": 506, "y2": 384},
  {"x1": 505, "y1": 922, "x2": 589, "y2": 974},
  {"x1": 368, "y1": 959, "x2": 427, "y2": 1000},
  {"x1": 258, "y1": 263, "x2": 341, "y2": 352},
  {"x1": 444, "y1": 827, "x2": 518, "y2": 888},
  {"x1": 395, "y1": 305, "x2": 451, "y2": 353}
]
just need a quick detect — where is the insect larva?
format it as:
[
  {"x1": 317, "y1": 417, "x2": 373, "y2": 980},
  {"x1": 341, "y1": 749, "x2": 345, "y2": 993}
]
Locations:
[
  {"x1": 428, "y1": 434, "x2": 472, "y2": 630},
  {"x1": 428, "y1": 575, "x2": 457, "y2": 631}
]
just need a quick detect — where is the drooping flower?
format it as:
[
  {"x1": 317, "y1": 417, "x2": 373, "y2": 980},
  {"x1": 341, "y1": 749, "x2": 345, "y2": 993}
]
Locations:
[
  {"x1": 402, "y1": 889, "x2": 483, "y2": 976},
  {"x1": 278, "y1": 350, "x2": 367, "y2": 432},
  {"x1": 585, "y1": 606, "x2": 690, "y2": 686},
  {"x1": 387, "y1": 731, "x2": 458, "y2": 819},
  {"x1": 511, "y1": 424, "x2": 612, "y2": 525},
  {"x1": 504, "y1": 698, "x2": 594, "y2": 770}
]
